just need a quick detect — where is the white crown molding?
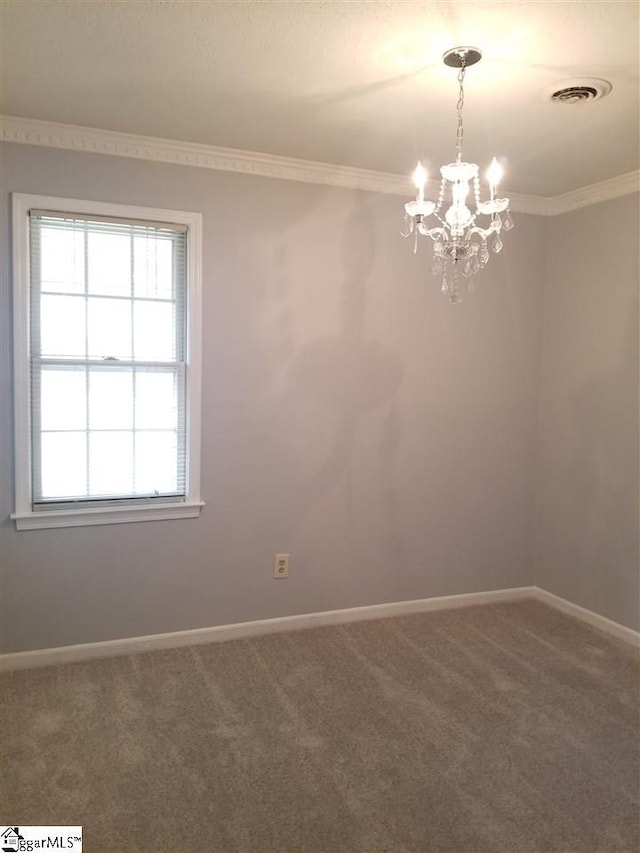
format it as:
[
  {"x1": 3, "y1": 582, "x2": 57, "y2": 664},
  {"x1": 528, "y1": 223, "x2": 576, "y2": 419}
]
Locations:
[
  {"x1": 2, "y1": 585, "x2": 638, "y2": 671},
  {"x1": 545, "y1": 171, "x2": 640, "y2": 215},
  {"x1": 0, "y1": 114, "x2": 408, "y2": 195},
  {"x1": 1, "y1": 115, "x2": 637, "y2": 217}
]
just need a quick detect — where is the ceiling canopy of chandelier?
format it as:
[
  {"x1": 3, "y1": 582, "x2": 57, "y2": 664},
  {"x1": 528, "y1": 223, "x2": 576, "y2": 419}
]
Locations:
[{"x1": 402, "y1": 47, "x2": 513, "y2": 303}]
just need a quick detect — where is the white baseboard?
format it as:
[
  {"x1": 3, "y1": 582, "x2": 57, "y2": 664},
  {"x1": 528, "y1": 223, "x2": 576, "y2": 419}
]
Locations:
[
  {"x1": 2, "y1": 584, "x2": 637, "y2": 672},
  {"x1": 530, "y1": 587, "x2": 640, "y2": 648},
  {"x1": 0, "y1": 586, "x2": 532, "y2": 672}
]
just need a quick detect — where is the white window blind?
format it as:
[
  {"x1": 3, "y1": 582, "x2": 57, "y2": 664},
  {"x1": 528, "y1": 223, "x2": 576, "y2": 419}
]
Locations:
[{"x1": 29, "y1": 211, "x2": 188, "y2": 508}]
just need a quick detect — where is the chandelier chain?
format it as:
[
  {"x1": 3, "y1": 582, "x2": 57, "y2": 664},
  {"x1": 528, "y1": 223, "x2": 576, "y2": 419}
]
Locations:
[{"x1": 456, "y1": 58, "x2": 466, "y2": 161}]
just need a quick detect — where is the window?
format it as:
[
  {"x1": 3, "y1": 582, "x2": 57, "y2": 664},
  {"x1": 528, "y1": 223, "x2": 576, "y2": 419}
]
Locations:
[{"x1": 12, "y1": 194, "x2": 203, "y2": 529}]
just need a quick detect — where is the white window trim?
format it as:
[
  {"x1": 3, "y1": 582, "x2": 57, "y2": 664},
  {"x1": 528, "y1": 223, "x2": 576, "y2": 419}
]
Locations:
[{"x1": 11, "y1": 193, "x2": 204, "y2": 530}]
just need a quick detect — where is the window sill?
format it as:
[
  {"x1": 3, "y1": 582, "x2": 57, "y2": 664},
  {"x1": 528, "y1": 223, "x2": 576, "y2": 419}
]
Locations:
[{"x1": 11, "y1": 500, "x2": 205, "y2": 530}]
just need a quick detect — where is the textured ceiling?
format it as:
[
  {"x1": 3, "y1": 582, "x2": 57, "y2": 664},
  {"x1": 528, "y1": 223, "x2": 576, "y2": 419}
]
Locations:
[{"x1": 1, "y1": 0, "x2": 638, "y2": 196}]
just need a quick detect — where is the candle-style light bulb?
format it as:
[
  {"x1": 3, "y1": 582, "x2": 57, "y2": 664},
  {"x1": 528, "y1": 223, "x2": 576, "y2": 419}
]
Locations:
[
  {"x1": 486, "y1": 157, "x2": 503, "y2": 200},
  {"x1": 413, "y1": 161, "x2": 427, "y2": 203}
]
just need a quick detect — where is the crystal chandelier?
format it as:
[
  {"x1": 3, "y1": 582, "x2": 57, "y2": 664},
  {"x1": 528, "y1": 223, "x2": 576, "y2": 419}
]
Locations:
[{"x1": 402, "y1": 47, "x2": 514, "y2": 302}]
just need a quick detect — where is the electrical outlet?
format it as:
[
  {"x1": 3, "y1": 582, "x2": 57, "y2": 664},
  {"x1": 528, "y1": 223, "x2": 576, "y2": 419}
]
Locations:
[{"x1": 274, "y1": 553, "x2": 290, "y2": 579}]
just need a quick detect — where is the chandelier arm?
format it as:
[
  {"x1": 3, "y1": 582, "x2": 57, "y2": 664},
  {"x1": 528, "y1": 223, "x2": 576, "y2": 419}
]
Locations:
[
  {"x1": 467, "y1": 222, "x2": 499, "y2": 240},
  {"x1": 418, "y1": 225, "x2": 446, "y2": 240}
]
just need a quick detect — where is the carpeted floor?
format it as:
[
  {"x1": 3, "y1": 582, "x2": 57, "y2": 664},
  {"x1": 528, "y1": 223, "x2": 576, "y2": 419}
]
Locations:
[{"x1": 1, "y1": 600, "x2": 639, "y2": 853}]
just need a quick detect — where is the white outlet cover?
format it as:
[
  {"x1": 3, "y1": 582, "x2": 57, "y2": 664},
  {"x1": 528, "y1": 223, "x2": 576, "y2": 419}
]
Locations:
[{"x1": 273, "y1": 553, "x2": 290, "y2": 578}]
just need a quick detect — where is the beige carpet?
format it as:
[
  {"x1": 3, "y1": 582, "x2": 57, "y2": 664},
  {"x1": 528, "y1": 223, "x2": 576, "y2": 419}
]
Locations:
[{"x1": 1, "y1": 600, "x2": 639, "y2": 853}]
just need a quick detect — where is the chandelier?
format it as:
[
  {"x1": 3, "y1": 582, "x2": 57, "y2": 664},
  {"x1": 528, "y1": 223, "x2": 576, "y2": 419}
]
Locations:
[{"x1": 402, "y1": 47, "x2": 513, "y2": 302}]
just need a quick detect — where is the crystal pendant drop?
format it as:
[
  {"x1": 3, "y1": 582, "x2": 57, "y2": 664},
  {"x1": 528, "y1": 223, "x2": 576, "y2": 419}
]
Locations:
[
  {"x1": 503, "y1": 211, "x2": 514, "y2": 231},
  {"x1": 479, "y1": 242, "x2": 489, "y2": 266},
  {"x1": 492, "y1": 234, "x2": 503, "y2": 253},
  {"x1": 441, "y1": 276, "x2": 449, "y2": 295},
  {"x1": 400, "y1": 212, "x2": 413, "y2": 238},
  {"x1": 430, "y1": 256, "x2": 444, "y2": 276}
]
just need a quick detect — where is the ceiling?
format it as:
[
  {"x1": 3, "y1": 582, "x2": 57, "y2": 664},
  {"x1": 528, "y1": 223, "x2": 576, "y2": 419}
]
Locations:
[{"x1": 1, "y1": 0, "x2": 638, "y2": 197}]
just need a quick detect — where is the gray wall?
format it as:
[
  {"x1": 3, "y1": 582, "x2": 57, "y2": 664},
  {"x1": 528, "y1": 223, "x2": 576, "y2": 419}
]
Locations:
[
  {"x1": 536, "y1": 193, "x2": 639, "y2": 630},
  {"x1": 0, "y1": 142, "x2": 544, "y2": 652}
]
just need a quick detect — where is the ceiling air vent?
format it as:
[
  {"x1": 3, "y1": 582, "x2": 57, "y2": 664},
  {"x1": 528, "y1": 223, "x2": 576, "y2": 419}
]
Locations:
[
  {"x1": 552, "y1": 86, "x2": 597, "y2": 103},
  {"x1": 548, "y1": 78, "x2": 612, "y2": 104}
]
